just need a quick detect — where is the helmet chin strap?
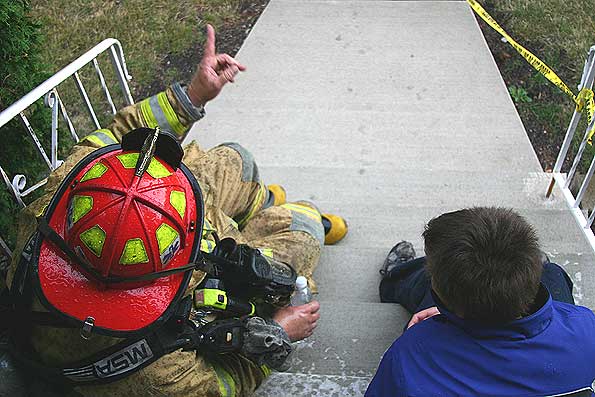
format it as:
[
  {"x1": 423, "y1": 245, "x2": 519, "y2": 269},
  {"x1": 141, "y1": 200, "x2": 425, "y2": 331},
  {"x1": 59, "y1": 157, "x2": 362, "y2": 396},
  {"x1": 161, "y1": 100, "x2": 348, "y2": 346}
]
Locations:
[{"x1": 36, "y1": 217, "x2": 201, "y2": 285}]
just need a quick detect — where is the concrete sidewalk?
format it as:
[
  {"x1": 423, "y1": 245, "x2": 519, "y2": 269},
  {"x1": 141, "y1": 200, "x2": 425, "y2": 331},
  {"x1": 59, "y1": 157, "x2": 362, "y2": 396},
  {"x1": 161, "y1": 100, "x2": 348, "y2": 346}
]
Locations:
[{"x1": 187, "y1": 0, "x2": 595, "y2": 395}]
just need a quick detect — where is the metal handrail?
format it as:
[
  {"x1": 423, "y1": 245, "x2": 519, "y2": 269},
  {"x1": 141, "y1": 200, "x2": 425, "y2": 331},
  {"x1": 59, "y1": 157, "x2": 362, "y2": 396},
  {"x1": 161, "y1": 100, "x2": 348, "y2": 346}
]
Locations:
[
  {"x1": 0, "y1": 39, "x2": 132, "y2": 126},
  {"x1": 548, "y1": 45, "x2": 595, "y2": 251},
  {"x1": 0, "y1": 38, "x2": 134, "y2": 261}
]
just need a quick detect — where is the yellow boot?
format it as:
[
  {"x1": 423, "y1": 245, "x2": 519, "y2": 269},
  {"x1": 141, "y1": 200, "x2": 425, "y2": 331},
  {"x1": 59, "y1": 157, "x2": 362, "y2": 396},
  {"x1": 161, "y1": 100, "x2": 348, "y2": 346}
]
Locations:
[
  {"x1": 267, "y1": 184, "x2": 286, "y2": 206},
  {"x1": 322, "y1": 214, "x2": 348, "y2": 245}
]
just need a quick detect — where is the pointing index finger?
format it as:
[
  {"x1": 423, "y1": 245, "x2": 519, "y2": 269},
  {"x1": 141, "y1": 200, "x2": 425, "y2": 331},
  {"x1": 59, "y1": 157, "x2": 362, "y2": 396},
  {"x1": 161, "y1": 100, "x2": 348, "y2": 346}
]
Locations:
[{"x1": 204, "y1": 24, "x2": 216, "y2": 56}]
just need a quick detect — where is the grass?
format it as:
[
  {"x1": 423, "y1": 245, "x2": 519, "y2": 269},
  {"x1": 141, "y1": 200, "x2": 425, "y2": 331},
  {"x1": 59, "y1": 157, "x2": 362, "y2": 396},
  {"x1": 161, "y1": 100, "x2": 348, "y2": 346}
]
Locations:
[
  {"x1": 493, "y1": 0, "x2": 595, "y2": 75},
  {"x1": 25, "y1": 0, "x2": 262, "y2": 136},
  {"x1": 30, "y1": 0, "x2": 244, "y2": 96},
  {"x1": 481, "y1": 0, "x2": 595, "y2": 171}
]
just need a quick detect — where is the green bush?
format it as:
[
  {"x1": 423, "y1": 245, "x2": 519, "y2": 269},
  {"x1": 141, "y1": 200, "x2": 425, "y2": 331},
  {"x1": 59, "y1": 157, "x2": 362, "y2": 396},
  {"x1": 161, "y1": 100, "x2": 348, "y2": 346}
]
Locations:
[{"x1": 0, "y1": 0, "x2": 51, "y2": 248}]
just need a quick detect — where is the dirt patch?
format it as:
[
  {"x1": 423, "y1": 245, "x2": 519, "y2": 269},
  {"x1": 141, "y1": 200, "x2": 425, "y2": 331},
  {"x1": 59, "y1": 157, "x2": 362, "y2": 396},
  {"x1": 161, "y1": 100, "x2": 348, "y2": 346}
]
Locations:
[{"x1": 139, "y1": 0, "x2": 269, "y2": 99}]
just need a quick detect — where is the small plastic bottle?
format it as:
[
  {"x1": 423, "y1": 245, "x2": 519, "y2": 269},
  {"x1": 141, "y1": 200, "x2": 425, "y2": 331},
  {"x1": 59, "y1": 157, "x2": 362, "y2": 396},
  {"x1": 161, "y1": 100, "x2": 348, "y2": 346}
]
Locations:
[{"x1": 291, "y1": 276, "x2": 312, "y2": 306}]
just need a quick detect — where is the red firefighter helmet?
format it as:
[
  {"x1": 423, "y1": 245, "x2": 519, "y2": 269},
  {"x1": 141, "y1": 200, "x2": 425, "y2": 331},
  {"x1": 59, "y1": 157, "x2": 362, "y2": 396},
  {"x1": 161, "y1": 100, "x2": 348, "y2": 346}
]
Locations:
[{"x1": 34, "y1": 128, "x2": 203, "y2": 336}]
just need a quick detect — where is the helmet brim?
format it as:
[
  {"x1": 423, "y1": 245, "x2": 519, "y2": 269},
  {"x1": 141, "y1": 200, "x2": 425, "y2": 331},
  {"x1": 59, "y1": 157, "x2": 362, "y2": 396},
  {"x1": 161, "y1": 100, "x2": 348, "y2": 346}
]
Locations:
[{"x1": 35, "y1": 239, "x2": 189, "y2": 334}]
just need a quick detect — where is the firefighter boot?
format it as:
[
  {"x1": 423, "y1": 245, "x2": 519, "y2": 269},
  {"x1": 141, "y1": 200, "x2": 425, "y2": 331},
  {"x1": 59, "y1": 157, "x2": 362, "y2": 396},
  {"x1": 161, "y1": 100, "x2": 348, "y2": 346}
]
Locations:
[
  {"x1": 321, "y1": 214, "x2": 348, "y2": 245},
  {"x1": 267, "y1": 184, "x2": 286, "y2": 206}
]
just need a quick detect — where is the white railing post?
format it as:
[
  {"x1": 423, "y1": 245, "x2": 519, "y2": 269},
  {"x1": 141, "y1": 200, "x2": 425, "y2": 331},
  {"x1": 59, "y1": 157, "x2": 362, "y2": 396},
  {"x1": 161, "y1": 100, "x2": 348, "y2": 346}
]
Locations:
[
  {"x1": 548, "y1": 45, "x2": 595, "y2": 253},
  {"x1": 551, "y1": 48, "x2": 595, "y2": 175}
]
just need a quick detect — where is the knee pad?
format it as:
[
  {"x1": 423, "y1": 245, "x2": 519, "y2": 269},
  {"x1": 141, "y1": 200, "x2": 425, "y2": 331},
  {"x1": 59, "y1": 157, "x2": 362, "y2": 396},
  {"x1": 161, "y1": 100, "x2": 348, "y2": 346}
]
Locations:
[{"x1": 218, "y1": 142, "x2": 260, "y2": 183}]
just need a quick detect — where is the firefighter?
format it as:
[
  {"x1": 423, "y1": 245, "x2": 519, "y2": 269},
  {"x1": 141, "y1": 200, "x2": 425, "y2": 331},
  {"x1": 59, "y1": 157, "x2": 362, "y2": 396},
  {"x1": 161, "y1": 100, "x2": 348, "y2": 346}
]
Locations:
[{"x1": 4, "y1": 24, "x2": 347, "y2": 397}]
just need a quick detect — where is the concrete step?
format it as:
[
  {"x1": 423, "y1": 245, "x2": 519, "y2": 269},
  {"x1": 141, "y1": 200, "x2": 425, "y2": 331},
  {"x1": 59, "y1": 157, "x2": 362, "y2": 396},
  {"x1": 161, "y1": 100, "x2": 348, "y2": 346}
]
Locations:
[
  {"x1": 251, "y1": 301, "x2": 404, "y2": 395},
  {"x1": 256, "y1": 166, "x2": 564, "y2": 210},
  {"x1": 314, "y1": 247, "x2": 386, "y2": 303},
  {"x1": 192, "y1": 1, "x2": 541, "y2": 175},
  {"x1": 254, "y1": 372, "x2": 370, "y2": 397},
  {"x1": 196, "y1": 124, "x2": 540, "y2": 173},
  {"x1": 281, "y1": 301, "x2": 408, "y2": 377},
  {"x1": 313, "y1": 247, "x2": 595, "y2": 308},
  {"x1": 199, "y1": 1, "x2": 517, "y2": 121},
  {"x1": 549, "y1": 252, "x2": 595, "y2": 308},
  {"x1": 309, "y1": 206, "x2": 595, "y2": 254}
]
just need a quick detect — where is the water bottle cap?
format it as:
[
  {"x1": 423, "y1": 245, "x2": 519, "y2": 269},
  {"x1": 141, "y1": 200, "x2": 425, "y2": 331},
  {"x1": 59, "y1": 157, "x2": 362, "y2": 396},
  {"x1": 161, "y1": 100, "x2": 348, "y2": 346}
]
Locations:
[{"x1": 296, "y1": 276, "x2": 308, "y2": 289}]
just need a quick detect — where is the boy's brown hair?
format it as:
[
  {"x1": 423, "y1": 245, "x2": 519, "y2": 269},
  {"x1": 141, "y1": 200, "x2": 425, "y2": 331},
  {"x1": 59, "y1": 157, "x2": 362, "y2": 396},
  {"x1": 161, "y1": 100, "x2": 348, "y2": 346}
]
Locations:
[{"x1": 423, "y1": 207, "x2": 542, "y2": 322}]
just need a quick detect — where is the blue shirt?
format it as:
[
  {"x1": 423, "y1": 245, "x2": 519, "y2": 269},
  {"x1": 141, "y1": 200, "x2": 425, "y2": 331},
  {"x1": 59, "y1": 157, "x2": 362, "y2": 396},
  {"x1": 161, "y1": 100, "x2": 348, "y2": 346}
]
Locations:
[{"x1": 366, "y1": 286, "x2": 595, "y2": 397}]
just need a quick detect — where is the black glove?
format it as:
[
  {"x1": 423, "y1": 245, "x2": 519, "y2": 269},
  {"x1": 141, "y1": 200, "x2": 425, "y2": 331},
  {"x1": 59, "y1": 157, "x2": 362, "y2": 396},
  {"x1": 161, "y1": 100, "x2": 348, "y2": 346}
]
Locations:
[{"x1": 241, "y1": 317, "x2": 292, "y2": 372}]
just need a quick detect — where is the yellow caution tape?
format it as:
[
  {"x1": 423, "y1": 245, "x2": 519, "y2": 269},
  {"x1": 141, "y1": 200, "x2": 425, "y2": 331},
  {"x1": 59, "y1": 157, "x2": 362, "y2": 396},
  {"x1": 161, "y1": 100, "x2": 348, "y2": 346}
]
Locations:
[{"x1": 466, "y1": 0, "x2": 595, "y2": 143}]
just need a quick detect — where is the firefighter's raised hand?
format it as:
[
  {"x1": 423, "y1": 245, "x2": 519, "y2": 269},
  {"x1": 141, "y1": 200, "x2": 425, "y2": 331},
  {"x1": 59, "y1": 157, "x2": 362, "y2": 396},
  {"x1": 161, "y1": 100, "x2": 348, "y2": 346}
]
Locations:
[{"x1": 187, "y1": 24, "x2": 246, "y2": 106}]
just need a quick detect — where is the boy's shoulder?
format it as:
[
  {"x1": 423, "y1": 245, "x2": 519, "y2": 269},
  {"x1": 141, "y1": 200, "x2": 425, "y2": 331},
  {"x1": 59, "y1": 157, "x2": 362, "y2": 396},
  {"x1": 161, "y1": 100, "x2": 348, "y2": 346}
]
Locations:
[
  {"x1": 393, "y1": 302, "x2": 595, "y2": 351},
  {"x1": 390, "y1": 314, "x2": 454, "y2": 350},
  {"x1": 553, "y1": 300, "x2": 595, "y2": 315},
  {"x1": 552, "y1": 301, "x2": 595, "y2": 327}
]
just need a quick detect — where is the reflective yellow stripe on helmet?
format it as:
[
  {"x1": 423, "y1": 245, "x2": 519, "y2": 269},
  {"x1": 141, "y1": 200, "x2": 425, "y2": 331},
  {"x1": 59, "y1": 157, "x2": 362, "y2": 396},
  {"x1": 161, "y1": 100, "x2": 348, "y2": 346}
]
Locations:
[
  {"x1": 155, "y1": 223, "x2": 180, "y2": 265},
  {"x1": 116, "y1": 153, "x2": 171, "y2": 179},
  {"x1": 70, "y1": 195, "x2": 93, "y2": 225},
  {"x1": 80, "y1": 163, "x2": 108, "y2": 183},
  {"x1": 79, "y1": 225, "x2": 106, "y2": 258},
  {"x1": 170, "y1": 191, "x2": 186, "y2": 219},
  {"x1": 119, "y1": 238, "x2": 149, "y2": 265}
]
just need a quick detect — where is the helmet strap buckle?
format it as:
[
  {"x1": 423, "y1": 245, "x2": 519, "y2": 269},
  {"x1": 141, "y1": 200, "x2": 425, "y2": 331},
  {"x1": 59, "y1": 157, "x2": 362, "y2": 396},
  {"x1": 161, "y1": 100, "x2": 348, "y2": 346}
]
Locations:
[{"x1": 80, "y1": 316, "x2": 95, "y2": 340}]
